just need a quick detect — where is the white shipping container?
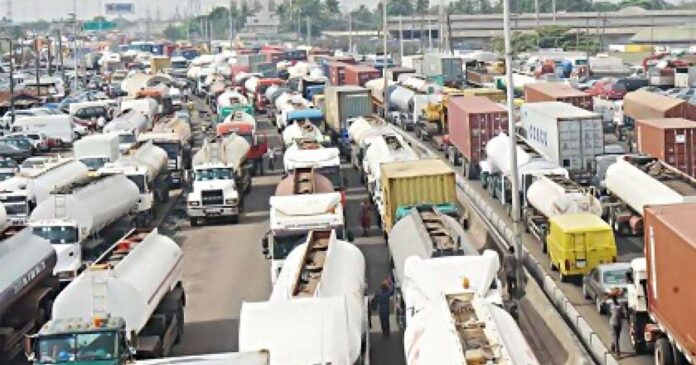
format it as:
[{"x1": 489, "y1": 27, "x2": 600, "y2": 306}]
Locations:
[
  {"x1": 401, "y1": 55, "x2": 424, "y2": 74},
  {"x1": 521, "y1": 102, "x2": 603, "y2": 175}
]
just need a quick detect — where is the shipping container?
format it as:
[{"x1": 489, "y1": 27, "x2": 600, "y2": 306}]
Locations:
[
  {"x1": 344, "y1": 64, "x2": 381, "y2": 87},
  {"x1": 465, "y1": 69, "x2": 500, "y2": 87},
  {"x1": 324, "y1": 86, "x2": 372, "y2": 142},
  {"x1": 401, "y1": 55, "x2": 424, "y2": 74},
  {"x1": 423, "y1": 54, "x2": 464, "y2": 87},
  {"x1": 329, "y1": 62, "x2": 347, "y2": 86},
  {"x1": 524, "y1": 82, "x2": 593, "y2": 111},
  {"x1": 456, "y1": 87, "x2": 506, "y2": 103},
  {"x1": 521, "y1": 101, "x2": 604, "y2": 184},
  {"x1": 622, "y1": 91, "x2": 686, "y2": 128},
  {"x1": 386, "y1": 67, "x2": 416, "y2": 82},
  {"x1": 644, "y1": 203, "x2": 696, "y2": 364},
  {"x1": 447, "y1": 96, "x2": 508, "y2": 179},
  {"x1": 380, "y1": 159, "x2": 457, "y2": 232},
  {"x1": 636, "y1": 118, "x2": 696, "y2": 177}
]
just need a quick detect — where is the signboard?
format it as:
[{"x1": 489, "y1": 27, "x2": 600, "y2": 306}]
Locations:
[
  {"x1": 105, "y1": 3, "x2": 135, "y2": 14},
  {"x1": 83, "y1": 21, "x2": 118, "y2": 31}
]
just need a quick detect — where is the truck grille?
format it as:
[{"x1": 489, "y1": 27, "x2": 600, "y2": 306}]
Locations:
[{"x1": 201, "y1": 190, "x2": 224, "y2": 206}]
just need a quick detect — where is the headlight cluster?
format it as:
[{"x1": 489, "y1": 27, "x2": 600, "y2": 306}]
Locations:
[
  {"x1": 188, "y1": 201, "x2": 200, "y2": 207},
  {"x1": 225, "y1": 198, "x2": 238, "y2": 205}
]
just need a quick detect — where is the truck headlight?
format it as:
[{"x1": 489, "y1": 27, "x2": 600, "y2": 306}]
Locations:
[
  {"x1": 188, "y1": 201, "x2": 200, "y2": 206},
  {"x1": 225, "y1": 198, "x2": 238, "y2": 205}
]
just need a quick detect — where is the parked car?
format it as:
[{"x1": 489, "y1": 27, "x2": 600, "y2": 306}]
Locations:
[
  {"x1": 1, "y1": 135, "x2": 35, "y2": 154},
  {"x1": 7, "y1": 132, "x2": 53, "y2": 152},
  {"x1": 19, "y1": 156, "x2": 53, "y2": 172},
  {"x1": 582, "y1": 262, "x2": 632, "y2": 314},
  {"x1": 0, "y1": 141, "x2": 31, "y2": 161},
  {"x1": 0, "y1": 157, "x2": 18, "y2": 180},
  {"x1": 585, "y1": 78, "x2": 627, "y2": 100}
]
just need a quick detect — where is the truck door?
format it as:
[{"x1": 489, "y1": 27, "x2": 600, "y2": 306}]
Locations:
[{"x1": 572, "y1": 233, "x2": 588, "y2": 270}]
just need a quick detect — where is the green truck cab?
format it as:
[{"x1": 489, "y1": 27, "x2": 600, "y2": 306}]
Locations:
[
  {"x1": 395, "y1": 203, "x2": 460, "y2": 222},
  {"x1": 217, "y1": 105, "x2": 254, "y2": 125}
]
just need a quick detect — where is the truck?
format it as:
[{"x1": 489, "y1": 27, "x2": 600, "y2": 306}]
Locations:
[
  {"x1": 447, "y1": 96, "x2": 508, "y2": 179},
  {"x1": 252, "y1": 78, "x2": 284, "y2": 112},
  {"x1": 298, "y1": 75, "x2": 328, "y2": 101},
  {"x1": 524, "y1": 174, "x2": 602, "y2": 251},
  {"x1": 239, "y1": 229, "x2": 369, "y2": 365},
  {"x1": 347, "y1": 115, "x2": 392, "y2": 169},
  {"x1": 621, "y1": 91, "x2": 686, "y2": 142},
  {"x1": 119, "y1": 98, "x2": 158, "y2": 128},
  {"x1": 285, "y1": 109, "x2": 325, "y2": 128},
  {"x1": 282, "y1": 119, "x2": 328, "y2": 147},
  {"x1": 324, "y1": 86, "x2": 372, "y2": 156},
  {"x1": 635, "y1": 118, "x2": 696, "y2": 177},
  {"x1": 216, "y1": 90, "x2": 251, "y2": 124},
  {"x1": 524, "y1": 82, "x2": 593, "y2": 111},
  {"x1": 401, "y1": 251, "x2": 538, "y2": 365},
  {"x1": 625, "y1": 203, "x2": 696, "y2": 364},
  {"x1": 26, "y1": 228, "x2": 186, "y2": 363},
  {"x1": 0, "y1": 229, "x2": 57, "y2": 362},
  {"x1": 521, "y1": 102, "x2": 604, "y2": 185},
  {"x1": 216, "y1": 112, "x2": 268, "y2": 175},
  {"x1": 187, "y1": 135, "x2": 252, "y2": 225},
  {"x1": 0, "y1": 158, "x2": 89, "y2": 227},
  {"x1": 136, "y1": 351, "x2": 270, "y2": 365},
  {"x1": 422, "y1": 54, "x2": 464, "y2": 87},
  {"x1": 99, "y1": 142, "x2": 171, "y2": 225},
  {"x1": 363, "y1": 133, "x2": 419, "y2": 203},
  {"x1": 387, "y1": 86, "x2": 416, "y2": 130},
  {"x1": 274, "y1": 92, "x2": 312, "y2": 132},
  {"x1": 13, "y1": 115, "x2": 75, "y2": 145},
  {"x1": 378, "y1": 159, "x2": 458, "y2": 233},
  {"x1": 138, "y1": 126, "x2": 191, "y2": 187},
  {"x1": 283, "y1": 140, "x2": 344, "y2": 193},
  {"x1": 29, "y1": 173, "x2": 140, "y2": 282},
  {"x1": 104, "y1": 109, "x2": 150, "y2": 153},
  {"x1": 262, "y1": 191, "x2": 345, "y2": 283},
  {"x1": 73, "y1": 133, "x2": 120, "y2": 171},
  {"x1": 602, "y1": 155, "x2": 696, "y2": 235},
  {"x1": 387, "y1": 205, "x2": 479, "y2": 327}
]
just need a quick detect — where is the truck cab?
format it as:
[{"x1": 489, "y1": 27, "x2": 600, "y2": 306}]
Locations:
[
  {"x1": 30, "y1": 218, "x2": 82, "y2": 282},
  {"x1": 99, "y1": 163, "x2": 169, "y2": 226},
  {"x1": 216, "y1": 123, "x2": 268, "y2": 175},
  {"x1": 187, "y1": 165, "x2": 242, "y2": 225},
  {"x1": 138, "y1": 133, "x2": 189, "y2": 186}
]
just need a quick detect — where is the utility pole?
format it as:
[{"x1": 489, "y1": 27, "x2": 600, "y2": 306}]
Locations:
[
  {"x1": 229, "y1": 0, "x2": 234, "y2": 49},
  {"x1": 552, "y1": 0, "x2": 556, "y2": 23},
  {"x1": 535, "y1": 0, "x2": 539, "y2": 26},
  {"x1": 57, "y1": 30, "x2": 65, "y2": 84},
  {"x1": 428, "y1": 18, "x2": 432, "y2": 50},
  {"x1": 399, "y1": 15, "x2": 404, "y2": 61},
  {"x1": 348, "y1": 12, "x2": 352, "y2": 53},
  {"x1": 306, "y1": 17, "x2": 311, "y2": 47},
  {"x1": 47, "y1": 36, "x2": 53, "y2": 76},
  {"x1": 502, "y1": 0, "x2": 523, "y2": 297},
  {"x1": 6, "y1": 0, "x2": 11, "y2": 23},
  {"x1": 438, "y1": 0, "x2": 444, "y2": 52},
  {"x1": 382, "y1": 0, "x2": 388, "y2": 119},
  {"x1": 8, "y1": 39, "x2": 14, "y2": 125},
  {"x1": 35, "y1": 36, "x2": 41, "y2": 98},
  {"x1": 72, "y1": 0, "x2": 78, "y2": 93}
]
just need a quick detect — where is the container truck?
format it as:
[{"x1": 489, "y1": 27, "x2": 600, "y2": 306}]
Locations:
[
  {"x1": 240, "y1": 229, "x2": 369, "y2": 365},
  {"x1": 343, "y1": 64, "x2": 380, "y2": 87},
  {"x1": 29, "y1": 173, "x2": 140, "y2": 282},
  {"x1": 524, "y1": 174, "x2": 602, "y2": 249},
  {"x1": 262, "y1": 192, "x2": 345, "y2": 283},
  {"x1": 328, "y1": 62, "x2": 347, "y2": 86},
  {"x1": 401, "y1": 55, "x2": 424, "y2": 74},
  {"x1": 347, "y1": 115, "x2": 392, "y2": 169},
  {"x1": 187, "y1": 135, "x2": 252, "y2": 225},
  {"x1": 447, "y1": 96, "x2": 508, "y2": 179},
  {"x1": 422, "y1": 54, "x2": 464, "y2": 87},
  {"x1": 401, "y1": 251, "x2": 538, "y2": 365},
  {"x1": 602, "y1": 155, "x2": 696, "y2": 236},
  {"x1": 0, "y1": 158, "x2": 89, "y2": 227},
  {"x1": 0, "y1": 229, "x2": 57, "y2": 362},
  {"x1": 621, "y1": 91, "x2": 685, "y2": 141},
  {"x1": 216, "y1": 112, "x2": 268, "y2": 175},
  {"x1": 378, "y1": 159, "x2": 458, "y2": 233},
  {"x1": 362, "y1": 133, "x2": 419, "y2": 204},
  {"x1": 26, "y1": 228, "x2": 186, "y2": 363},
  {"x1": 73, "y1": 133, "x2": 120, "y2": 171},
  {"x1": 635, "y1": 118, "x2": 696, "y2": 177},
  {"x1": 99, "y1": 142, "x2": 171, "y2": 225},
  {"x1": 521, "y1": 102, "x2": 604, "y2": 184},
  {"x1": 283, "y1": 140, "x2": 344, "y2": 193},
  {"x1": 524, "y1": 82, "x2": 593, "y2": 110},
  {"x1": 298, "y1": 75, "x2": 328, "y2": 100},
  {"x1": 387, "y1": 205, "x2": 479, "y2": 327},
  {"x1": 324, "y1": 86, "x2": 372, "y2": 155},
  {"x1": 625, "y1": 203, "x2": 696, "y2": 364}
]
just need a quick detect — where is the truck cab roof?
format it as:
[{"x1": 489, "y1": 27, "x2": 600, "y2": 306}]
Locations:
[{"x1": 39, "y1": 316, "x2": 126, "y2": 335}]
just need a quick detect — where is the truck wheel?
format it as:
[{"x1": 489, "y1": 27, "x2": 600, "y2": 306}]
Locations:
[
  {"x1": 190, "y1": 218, "x2": 198, "y2": 226},
  {"x1": 559, "y1": 271, "x2": 569, "y2": 283},
  {"x1": 629, "y1": 312, "x2": 647, "y2": 353},
  {"x1": 655, "y1": 338, "x2": 674, "y2": 365},
  {"x1": 230, "y1": 215, "x2": 239, "y2": 224},
  {"x1": 174, "y1": 306, "x2": 185, "y2": 344}
]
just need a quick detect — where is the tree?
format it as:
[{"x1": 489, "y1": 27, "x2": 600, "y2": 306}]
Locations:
[
  {"x1": 325, "y1": 0, "x2": 340, "y2": 14},
  {"x1": 387, "y1": 0, "x2": 414, "y2": 15},
  {"x1": 350, "y1": 5, "x2": 378, "y2": 29},
  {"x1": 163, "y1": 25, "x2": 184, "y2": 40},
  {"x1": 252, "y1": 0, "x2": 263, "y2": 13},
  {"x1": 415, "y1": 0, "x2": 429, "y2": 12}
]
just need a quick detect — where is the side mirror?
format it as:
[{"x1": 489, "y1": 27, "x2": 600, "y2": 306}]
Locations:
[
  {"x1": 24, "y1": 336, "x2": 35, "y2": 361},
  {"x1": 261, "y1": 236, "x2": 270, "y2": 258},
  {"x1": 346, "y1": 230, "x2": 355, "y2": 242}
]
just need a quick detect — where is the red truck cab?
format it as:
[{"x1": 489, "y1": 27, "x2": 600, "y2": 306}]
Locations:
[
  {"x1": 255, "y1": 78, "x2": 284, "y2": 112},
  {"x1": 216, "y1": 121, "x2": 268, "y2": 173}
]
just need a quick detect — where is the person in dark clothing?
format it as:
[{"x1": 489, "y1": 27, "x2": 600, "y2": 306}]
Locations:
[
  {"x1": 374, "y1": 278, "x2": 394, "y2": 338},
  {"x1": 502, "y1": 246, "x2": 516, "y2": 297},
  {"x1": 360, "y1": 198, "x2": 373, "y2": 236},
  {"x1": 609, "y1": 294, "x2": 626, "y2": 357}
]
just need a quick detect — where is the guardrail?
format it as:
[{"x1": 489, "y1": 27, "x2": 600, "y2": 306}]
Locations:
[{"x1": 393, "y1": 126, "x2": 619, "y2": 365}]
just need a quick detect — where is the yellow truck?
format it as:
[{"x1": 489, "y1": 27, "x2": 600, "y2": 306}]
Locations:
[
  {"x1": 546, "y1": 213, "x2": 617, "y2": 282},
  {"x1": 379, "y1": 159, "x2": 459, "y2": 233},
  {"x1": 151, "y1": 55, "x2": 171, "y2": 74}
]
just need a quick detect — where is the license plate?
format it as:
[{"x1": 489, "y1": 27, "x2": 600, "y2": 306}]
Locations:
[
  {"x1": 205, "y1": 209, "x2": 221, "y2": 215},
  {"x1": 576, "y1": 260, "x2": 587, "y2": 268}
]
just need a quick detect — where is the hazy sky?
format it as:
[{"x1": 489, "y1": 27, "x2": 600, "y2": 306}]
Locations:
[{"x1": 9, "y1": 0, "x2": 376, "y2": 22}]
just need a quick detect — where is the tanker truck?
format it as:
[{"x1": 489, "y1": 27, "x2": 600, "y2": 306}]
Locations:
[
  {"x1": 240, "y1": 229, "x2": 369, "y2": 365},
  {"x1": 274, "y1": 92, "x2": 311, "y2": 132},
  {"x1": 347, "y1": 115, "x2": 392, "y2": 169},
  {"x1": 26, "y1": 228, "x2": 186, "y2": 363},
  {"x1": 0, "y1": 158, "x2": 89, "y2": 227},
  {"x1": 362, "y1": 133, "x2": 418, "y2": 204},
  {"x1": 104, "y1": 109, "x2": 150, "y2": 153},
  {"x1": 99, "y1": 142, "x2": 171, "y2": 225},
  {"x1": 136, "y1": 351, "x2": 269, "y2": 365},
  {"x1": 482, "y1": 132, "x2": 568, "y2": 211},
  {"x1": 139, "y1": 118, "x2": 192, "y2": 187},
  {"x1": 283, "y1": 139, "x2": 344, "y2": 193},
  {"x1": 401, "y1": 252, "x2": 539, "y2": 365},
  {"x1": 217, "y1": 89, "x2": 252, "y2": 125},
  {"x1": 281, "y1": 119, "x2": 328, "y2": 147},
  {"x1": 0, "y1": 229, "x2": 58, "y2": 362},
  {"x1": 216, "y1": 111, "x2": 268, "y2": 176},
  {"x1": 187, "y1": 135, "x2": 252, "y2": 225},
  {"x1": 29, "y1": 173, "x2": 140, "y2": 282},
  {"x1": 73, "y1": 133, "x2": 120, "y2": 171},
  {"x1": 523, "y1": 174, "x2": 602, "y2": 246},
  {"x1": 602, "y1": 155, "x2": 696, "y2": 236}
]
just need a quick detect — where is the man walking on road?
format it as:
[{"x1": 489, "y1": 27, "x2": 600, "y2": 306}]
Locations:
[
  {"x1": 609, "y1": 294, "x2": 626, "y2": 357},
  {"x1": 373, "y1": 278, "x2": 394, "y2": 338},
  {"x1": 360, "y1": 198, "x2": 373, "y2": 236},
  {"x1": 502, "y1": 246, "x2": 516, "y2": 297}
]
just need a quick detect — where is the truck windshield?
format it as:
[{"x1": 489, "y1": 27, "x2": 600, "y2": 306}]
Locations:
[
  {"x1": 79, "y1": 157, "x2": 109, "y2": 171},
  {"x1": 32, "y1": 226, "x2": 79, "y2": 244},
  {"x1": 127, "y1": 174, "x2": 147, "y2": 193},
  {"x1": 155, "y1": 142, "x2": 179, "y2": 160},
  {"x1": 0, "y1": 172, "x2": 14, "y2": 181},
  {"x1": 4, "y1": 202, "x2": 27, "y2": 215},
  {"x1": 273, "y1": 233, "x2": 308, "y2": 259},
  {"x1": 37, "y1": 331, "x2": 118, "y2": 364},
  {"x1": 195, "y1": 168, "x2": 233, "y2": 181},
  {"x1": 119, "y1": 133, "x2": 136, "y2": 144},
  {"x1": 172, "y1": 61, "x2": 188, "y2": 69}
]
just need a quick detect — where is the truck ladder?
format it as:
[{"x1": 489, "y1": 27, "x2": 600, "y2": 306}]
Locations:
[
  {"x1": 415, "y1": 206, "x2": 457, "y2": 253},
  {"x1": 292, "y1": 230, "x2": 331, "y2": 297},
  {"x1": 90, "y1": 267, "x2": 109, "y2": 319},
  {"x1": 293, "y1": 167, "x2": 316, "y2": 194}
]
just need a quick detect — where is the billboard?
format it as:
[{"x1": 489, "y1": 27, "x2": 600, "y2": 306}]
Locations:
[{"x1": 105, "y1": 3, "x2": 135, "y2": 14}]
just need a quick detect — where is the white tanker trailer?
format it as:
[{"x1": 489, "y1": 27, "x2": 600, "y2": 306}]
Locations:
[
  {"x1": 281, "y1": 120, "x2": 327, "y2": 147},
  {"x1": 139, "y1": 118, "x2": 192, "y2": 186},
  {"x1": 362, "y1": 133, "x2": 418, "y2": 203},
  {"x1": 523, "y1": 174, "x2": 602, "y2": 244},
  {"x1": 27, "y1": 228, "x2": 186, "y2": 362},
  {"x1": 347, "y1": 115, "x2": 392, "y2": 169},
  {"x1": 29, "y1": 173, "x2": 140, "y2": 281},
  {"x1": 603, "y1": 155, "x2": 696, "y2": 235},
  {"x1": 239, "y1": 229, "x2": 369, "y2": 365},
  {"x1": 104, "y1": 109, "x2": 150, "y2": 153}
]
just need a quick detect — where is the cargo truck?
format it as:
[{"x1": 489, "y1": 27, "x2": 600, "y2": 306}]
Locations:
[
  {"x1": 26, "y1": 228, "x2": 186, "y2": 363},
  {"x1": 0, "y1": 229, "x2": 57, "y2": 362},
  {"x1": 240, "y1": 229, "x2": 369, "y2": 365},
  {"x1": 524, "y1": 82, "x2": 593, "y2": 110},
  {"x1": 29, "y1": 173, "x2": 140, "y2": 282},
  {"x1": 635, "y1": 118, "x2": 696, "y2": 178},
  {"x1": 343, "y1": 64, "x2": 380, "y2": 87},
  {"x1": 621, "y1": 91, "x2": 685, "y2": 142},
  {"x1": 625, "y1": 203, "x2": 696, "y2": 364},
  {"x1": 324, "y1": 86, "x2": 372, "y2": 156},
  {"x1": 362, "y1": 133, "x2": 419, "y2": 204},
  {"x1": 187, "y1": 135, "x2": 252, "y2": 225},
  {"x1": 0, "y1": 158, "x2": 89, "y2": 227},
  {"x1": 602, "y1": 155, "x2": 696, "y2": 236},
  {"x1": 422, "y1": 54, "x2": 464, "y2": 87},
  {"x1": 521, "y1": 102, "x2": 604, "y2": 185},
  {"x1": 216, "y1": 112, "x2": 268, "y2": 176},
  {"x1": 73, "y1": 133, "x2": 120, "y2": 171}
]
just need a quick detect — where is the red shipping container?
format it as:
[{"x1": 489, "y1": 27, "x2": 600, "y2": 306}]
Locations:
[
  {"x1": 644, "y1": 203, "x2": 696, "y2": 362},
  {"x1": 343, "y1": 64, "x2": 381, "y2": 87},
  {"x1": 329, "y1": 62, "x2": 347, "y2": 86},
  {"x1": 524, "y1": 82, "x2": 593, "y2": 111},
  {"x1": 448, "y1": 96, "x2": 508, "y2": 179},
  {"x1": 333, "y1": 56, "x2": 356, "y2": 65},
  {"x1": 636, "y1": 118, "x2": 696, "y2": 177}
]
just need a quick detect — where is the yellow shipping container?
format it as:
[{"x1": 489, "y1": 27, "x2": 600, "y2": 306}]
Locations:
[
  {"x1": 150, "y1": 56, "x2": 171, "y2": 74},
  {"x1": 380, "y1": 159, "x2": 457, "y2": 232},
  {"x1": 460, "y1": 87, "x2": 506, "y2": 103},
  {"x1": 625, "y1": 44, "x2": 653, "y2": 53},
  {"x1": 546, "y1": 213, "x2": 617, "y2": 282}
]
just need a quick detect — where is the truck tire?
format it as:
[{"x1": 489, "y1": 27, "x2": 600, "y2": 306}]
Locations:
[
  {"x1": 174, "y1": 306, "x2": 185, "y2": 345},
  {"x1": 629, "y1": 312, "x2": 647, "y2": 353},
  {"x1": 190, "y1": 218, "x2": 198, "y2": 226},
  {"x1": 655, "y1": 338, "x2": 674, "y2": 365}
]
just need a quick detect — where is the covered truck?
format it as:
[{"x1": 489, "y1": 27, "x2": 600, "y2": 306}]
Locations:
[
  {"x1": 324, "y1": 86, "x2": 372, "y2": 156},
  {"x1": 282, "y1": 119, "x2": 327, "y2": 147}
]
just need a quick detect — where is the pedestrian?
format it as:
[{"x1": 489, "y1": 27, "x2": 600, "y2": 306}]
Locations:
[
  {"x1": 609, "y1": 294, "x2": 626, "y2": 357},
  {"x1": 266, "y1": 147, "x2": 275, "y2": 171},
  {"x1": 502, "y1": 246, "x2": 516, "y2": 297},
  {"x1": 373, "y1": 277, "x2": 394, "y2": 338},
  {"x1": 360, "y1": 198, "x2": 373, "y2": 236}
]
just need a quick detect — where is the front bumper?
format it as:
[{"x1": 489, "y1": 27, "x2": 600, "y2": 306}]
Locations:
[
  {"x1": 187, "y1": 205, "x2": 238, "y2": 217},
  {"x1": 7, "y1": 215, "x2": 28, "y2": 226}
]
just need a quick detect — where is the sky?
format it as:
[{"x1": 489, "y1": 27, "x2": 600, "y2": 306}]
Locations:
[{"x1": 8, "y1": 0, "x2": 375, "y2": 22}]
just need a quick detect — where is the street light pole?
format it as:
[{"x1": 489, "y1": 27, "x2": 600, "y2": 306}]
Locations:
[
  {"x1": 382, "y1": 0, "x2": 388, "y2": 119},
  {"x1": 57, "y1": 30, "x2": 65, "y2": 85},
  {"x1": 8, "y1": 39, "x2": 15, "y2": 126},
  {"x1": 72, "y1": 0, "x2": 79, "y2": 93}
]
